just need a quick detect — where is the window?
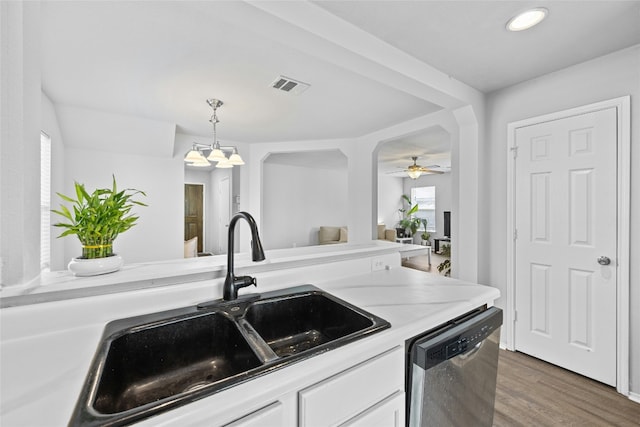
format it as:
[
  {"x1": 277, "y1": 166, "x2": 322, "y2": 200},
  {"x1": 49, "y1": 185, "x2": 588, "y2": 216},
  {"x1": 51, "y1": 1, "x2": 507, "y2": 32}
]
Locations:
[
  {"x1": 40, "y1": 132, "x2": 51, "y2": 271},
  {"x1": 411, "y1": 186, "x2": 436, "y2": 232}
]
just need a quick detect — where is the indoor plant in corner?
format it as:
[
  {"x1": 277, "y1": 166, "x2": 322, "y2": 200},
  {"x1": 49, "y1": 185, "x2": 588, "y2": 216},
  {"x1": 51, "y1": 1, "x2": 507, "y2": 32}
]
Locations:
[
  {"x1": 397, "y1": 194, "x2": 420, "y2": 238},
  {"x1": 52, "y1": 176, "x2": 146, "y2": 276},
  {"x1": 420, "y1": 219, "x2": 431, "y2": 246}
]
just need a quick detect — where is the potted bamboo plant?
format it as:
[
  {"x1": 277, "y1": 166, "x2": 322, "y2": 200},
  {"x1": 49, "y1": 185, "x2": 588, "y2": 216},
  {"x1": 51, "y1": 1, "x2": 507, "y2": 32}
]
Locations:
[{"x1": 52, "y1": 176, "x2": 146, "y2": 276}]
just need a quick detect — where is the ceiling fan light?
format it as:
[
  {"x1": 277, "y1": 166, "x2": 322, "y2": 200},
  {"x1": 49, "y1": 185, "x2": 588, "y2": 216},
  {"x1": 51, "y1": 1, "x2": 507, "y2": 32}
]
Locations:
[
  {"x1": 507, "y1": 8, "x2": 548, "y2": 32},
  {"x1": 407, "y1": 169, "x2": 422, "y2": 179}
]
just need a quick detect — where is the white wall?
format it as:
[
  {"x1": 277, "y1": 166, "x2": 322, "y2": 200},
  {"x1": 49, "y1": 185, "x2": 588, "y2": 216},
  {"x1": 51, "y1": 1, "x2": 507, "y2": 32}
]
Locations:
[
  {"x1": 62, "y1": 148, "x2": 184, "y2": 265},
  {"x1": 484, "y1": 45, "x2": 640, "y2": 394},
  {"x1": 262, "y1": 162, "x2": 348, "y2": 249},
  {"x1": 0, "y1": 1, "x2": 41, "y2": 286},
  {"x1": 403, "y1": 172, "x2": 452, "y2": 240},
  {"x1": 249, "y1": 140, "x2": 356, "y2": 244},
  {"x1": 377, "y1": 175, "x2": 403, "y2": 228}
]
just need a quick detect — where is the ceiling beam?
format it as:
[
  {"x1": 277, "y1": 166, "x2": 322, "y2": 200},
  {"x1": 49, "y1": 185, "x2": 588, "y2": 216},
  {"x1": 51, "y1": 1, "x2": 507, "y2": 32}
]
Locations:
[{"x1": 243, "y1": 0, "x2": 483, "y2": 110}]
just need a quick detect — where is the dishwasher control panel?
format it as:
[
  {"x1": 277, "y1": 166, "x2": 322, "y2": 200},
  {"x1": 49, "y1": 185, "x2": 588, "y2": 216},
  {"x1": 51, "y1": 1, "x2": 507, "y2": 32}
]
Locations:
[
  {"x1": 445, "y1": 322, "x2": 497, "y2": 358},
  {"x1": 410, "y1": 307, "x2": 503, "y2": 370}
]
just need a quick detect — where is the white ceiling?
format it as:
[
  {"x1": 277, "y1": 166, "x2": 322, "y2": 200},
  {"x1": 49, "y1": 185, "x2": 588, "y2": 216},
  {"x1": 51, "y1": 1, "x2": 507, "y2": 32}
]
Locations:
[
  {"x1": 314, "y1": 1, "x2": 640, "y2": 93},
  {"x1": 40, "y1": 1, "x2": 640, "y2": 169},
  {"x1": 40, "y1": 1, "x2": 440, "y2": 143}
]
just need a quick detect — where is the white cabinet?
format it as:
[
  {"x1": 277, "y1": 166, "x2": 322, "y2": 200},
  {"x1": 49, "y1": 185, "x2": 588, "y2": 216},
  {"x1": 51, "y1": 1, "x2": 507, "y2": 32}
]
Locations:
[
  {"x1": 298, "y1": 346, "x2": 404, "y2": 427},
  {"x1": 135, "y1": 347, "x2": 405, "y2": 427},
  {"x1": 342, "y1": 391, "x2": 405, "y2": 427},
  {"x1": 222, "y1": 401, "x2": 285, "y2": 427}
]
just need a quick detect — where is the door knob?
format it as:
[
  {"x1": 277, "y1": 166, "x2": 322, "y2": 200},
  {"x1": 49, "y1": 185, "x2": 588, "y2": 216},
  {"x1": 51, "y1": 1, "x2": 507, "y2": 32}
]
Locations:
[{"x1": 597, "y1": 256, "x2": 611, "y2": 266}]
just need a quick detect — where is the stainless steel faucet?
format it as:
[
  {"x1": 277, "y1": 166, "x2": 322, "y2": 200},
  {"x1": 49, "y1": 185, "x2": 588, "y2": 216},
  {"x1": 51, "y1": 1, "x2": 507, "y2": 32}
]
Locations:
[{"x1": 223, "y1": 211, "x2": 266, "y2": 301}]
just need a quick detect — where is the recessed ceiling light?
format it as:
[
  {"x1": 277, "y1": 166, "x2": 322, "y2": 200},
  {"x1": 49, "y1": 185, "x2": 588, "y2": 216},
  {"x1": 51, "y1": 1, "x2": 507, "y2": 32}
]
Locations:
[{"x1": 506, "y1": 7, "x2": 548, "y2": 31}]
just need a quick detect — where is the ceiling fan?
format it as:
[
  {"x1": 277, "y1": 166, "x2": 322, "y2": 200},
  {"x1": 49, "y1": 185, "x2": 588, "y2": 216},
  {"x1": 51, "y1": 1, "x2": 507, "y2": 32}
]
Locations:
[{"x1": 404, "y1": 156, "x2": 444, "y2": 179}]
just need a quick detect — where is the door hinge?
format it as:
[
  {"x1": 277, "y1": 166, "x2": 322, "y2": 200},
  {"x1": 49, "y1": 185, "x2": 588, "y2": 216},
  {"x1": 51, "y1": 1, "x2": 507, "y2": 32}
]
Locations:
[
  {"x1": 514, "y1": 229, "x2": 518, "y2": 240},
  {"x1": 510, "y1": 146, "x2": 518, "y2": 158},
  {"x1": 514, "y1": 310, "x2": 518, "y2": 322}
]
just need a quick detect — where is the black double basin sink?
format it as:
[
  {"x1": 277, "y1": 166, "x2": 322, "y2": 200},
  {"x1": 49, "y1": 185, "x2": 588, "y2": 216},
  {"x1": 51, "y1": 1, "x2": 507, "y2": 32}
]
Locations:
[{"x1": 70, "y1": 285, "x2": 390, "y2": 426}]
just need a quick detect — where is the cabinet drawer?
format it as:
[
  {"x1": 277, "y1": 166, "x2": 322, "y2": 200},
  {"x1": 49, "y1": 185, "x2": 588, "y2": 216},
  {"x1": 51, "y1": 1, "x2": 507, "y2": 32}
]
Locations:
[
  {"x1": 299, "y1": 347, "x2": 403, "y2": 427},
  {"x1": 222, "y1": 401, "x2": 284, "y2": 427}
]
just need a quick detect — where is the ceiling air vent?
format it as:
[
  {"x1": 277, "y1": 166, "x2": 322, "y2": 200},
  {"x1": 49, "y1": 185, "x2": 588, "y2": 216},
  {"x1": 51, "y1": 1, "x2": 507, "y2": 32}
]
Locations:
[{"x1": 270, "y1": 75, "x2": 310, "y2": 95}]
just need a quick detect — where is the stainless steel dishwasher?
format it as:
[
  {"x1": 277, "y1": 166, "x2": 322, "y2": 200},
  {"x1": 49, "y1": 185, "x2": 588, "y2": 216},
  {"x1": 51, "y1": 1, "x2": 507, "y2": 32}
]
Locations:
[{"x1": 406, "y1": 306, "x2": 503, "y2": 427}]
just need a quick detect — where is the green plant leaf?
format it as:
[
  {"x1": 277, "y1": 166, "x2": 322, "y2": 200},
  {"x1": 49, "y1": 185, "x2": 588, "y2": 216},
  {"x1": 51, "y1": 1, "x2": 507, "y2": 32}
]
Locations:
[{"x1": 51, "y1": 177, "x2": 147, "y2": 256}]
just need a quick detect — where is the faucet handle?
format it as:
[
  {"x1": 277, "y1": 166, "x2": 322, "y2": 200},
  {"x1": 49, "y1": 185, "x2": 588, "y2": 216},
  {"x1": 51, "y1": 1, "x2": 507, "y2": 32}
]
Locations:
[{"x1": 234, "y1": 275, "x2": 257, "y2": 290}]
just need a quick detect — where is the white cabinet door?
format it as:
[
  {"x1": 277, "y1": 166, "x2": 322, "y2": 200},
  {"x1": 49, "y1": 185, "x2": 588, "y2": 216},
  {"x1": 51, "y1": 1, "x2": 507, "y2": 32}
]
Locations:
[
  {"x1": 222, "y1": 401, "x2": 284, "y2": 427},
  {"x1": 298, "y1": 347, "x2": 403, "y2": 427},
  {"x1": 341, "y1": 391, "x2": 405, "y2": 427}
]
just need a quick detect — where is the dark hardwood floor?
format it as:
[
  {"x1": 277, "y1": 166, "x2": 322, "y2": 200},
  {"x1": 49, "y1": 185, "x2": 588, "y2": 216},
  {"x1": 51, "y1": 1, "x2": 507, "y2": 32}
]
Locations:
[{"x1": 494, "y1": 350, "x2": 640, "y2": 426}]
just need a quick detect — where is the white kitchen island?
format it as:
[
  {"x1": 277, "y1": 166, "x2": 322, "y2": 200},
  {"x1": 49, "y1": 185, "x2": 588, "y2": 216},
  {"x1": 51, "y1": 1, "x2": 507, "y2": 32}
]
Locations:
[{"x1": 0, "y1": 242, "x2": 499, "y2": 426}]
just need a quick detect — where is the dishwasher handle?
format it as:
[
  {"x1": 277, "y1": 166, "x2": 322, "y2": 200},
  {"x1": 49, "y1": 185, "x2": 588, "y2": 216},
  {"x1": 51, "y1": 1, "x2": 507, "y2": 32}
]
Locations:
[{"x1": 411, "y1": 307, "x2": 502, "y2": 370}]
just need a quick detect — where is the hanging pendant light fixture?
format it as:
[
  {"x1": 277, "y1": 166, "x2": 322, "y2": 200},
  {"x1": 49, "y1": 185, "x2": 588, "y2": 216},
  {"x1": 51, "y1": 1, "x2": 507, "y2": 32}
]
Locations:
[
  {"x1": 228, "y1": 147, "x2": 245, "y2": 165},
  {"x1": 184, "y1": 98, "x2": 246, "y2": 168},
  {"x1": 184, "y1": 144, "x2": 207, "y2": 163},
  {"x1": 216, "y1": 158, "x2": 233, "y2": 169}
]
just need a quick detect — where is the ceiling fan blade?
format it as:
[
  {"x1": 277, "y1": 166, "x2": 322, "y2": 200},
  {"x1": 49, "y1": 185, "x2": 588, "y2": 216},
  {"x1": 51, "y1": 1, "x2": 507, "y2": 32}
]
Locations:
[
  {"x1": 420, "y1": 168, "x2": 445, "y2": 174},
  {"x1": 402, "y1": 167, "x2": 445, "y2": 175}
]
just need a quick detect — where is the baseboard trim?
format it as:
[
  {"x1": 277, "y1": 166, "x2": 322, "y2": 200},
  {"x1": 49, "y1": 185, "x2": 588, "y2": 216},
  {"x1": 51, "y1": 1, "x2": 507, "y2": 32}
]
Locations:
[{"x1": 628, "y1": 392, "x2": 640, "y2": 404}]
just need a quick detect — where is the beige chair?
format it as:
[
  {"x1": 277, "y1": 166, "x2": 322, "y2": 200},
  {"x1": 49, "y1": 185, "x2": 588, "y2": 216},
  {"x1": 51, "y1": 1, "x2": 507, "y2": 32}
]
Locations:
[
  {"x1": 377, "y1": 224, "x2": 397, "y2": 242},
  {"x1": 184, "y1": 237, "x2": 198, "y2": 258},
  {"x1": 318, "y1": 226, "x2": 348, "y2": 245}
]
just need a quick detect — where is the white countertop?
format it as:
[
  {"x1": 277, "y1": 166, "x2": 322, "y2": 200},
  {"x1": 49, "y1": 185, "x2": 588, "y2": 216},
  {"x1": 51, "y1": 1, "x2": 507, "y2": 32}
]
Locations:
[
  {"x1": 0, "y1": 241, "x2": 430, "y2": 307},
  {"x1": 138, "y1": 268, "x2": 499, "y2": 426},
  {"x1": 0, "y1": 247, "x2": 498, "y2": 426}
]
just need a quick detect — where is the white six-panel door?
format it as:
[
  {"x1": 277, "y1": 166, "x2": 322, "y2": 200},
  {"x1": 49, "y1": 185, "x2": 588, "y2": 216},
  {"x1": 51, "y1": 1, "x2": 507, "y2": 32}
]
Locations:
[{"x1": 514, "y1": 107, "x2": 618, "y2": 386}]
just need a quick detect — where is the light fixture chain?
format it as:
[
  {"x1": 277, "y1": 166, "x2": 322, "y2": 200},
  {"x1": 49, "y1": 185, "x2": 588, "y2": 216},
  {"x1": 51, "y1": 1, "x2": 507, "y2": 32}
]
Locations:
[{"x1": 210, "y1": 101, "x2": 220, "y2": 148}]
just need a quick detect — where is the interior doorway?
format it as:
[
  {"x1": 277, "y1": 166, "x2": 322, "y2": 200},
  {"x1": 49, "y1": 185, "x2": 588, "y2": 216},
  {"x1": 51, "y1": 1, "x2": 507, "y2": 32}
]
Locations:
[
  {"x1": 374, "y1": 127, "x2": 451, "y2": 238},
  {"x1": 184, "y1": 183, "x2": 204, "y2": 253}
]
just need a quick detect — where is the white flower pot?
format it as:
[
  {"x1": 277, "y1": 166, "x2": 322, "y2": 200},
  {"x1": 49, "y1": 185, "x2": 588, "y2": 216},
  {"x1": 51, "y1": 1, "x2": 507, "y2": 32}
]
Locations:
[{"x1": 68, "y1": 255, "x2": 123, "y2": 277}]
